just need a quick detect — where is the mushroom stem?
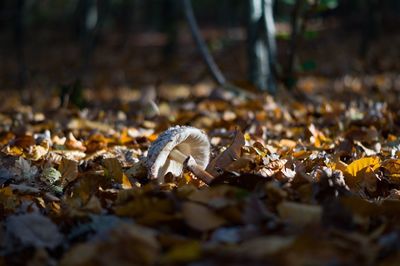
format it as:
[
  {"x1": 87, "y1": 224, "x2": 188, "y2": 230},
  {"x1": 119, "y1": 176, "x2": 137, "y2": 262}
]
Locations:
[
  {"x1": 184, "y1": 156, "x2": 214, "y2": 184},
  {"x1": 170, "y1": 149, "x2": 214, "y2": 184},
  {"x1": 169, "y1": 149, "x2": 188, "y2": 164}
]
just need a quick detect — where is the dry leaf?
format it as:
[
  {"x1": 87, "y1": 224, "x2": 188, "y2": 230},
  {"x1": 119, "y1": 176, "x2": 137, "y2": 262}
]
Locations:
[
  {"x1": 103, "y1": 157, "x2": 123, "y2": 182},
  {"x1": 65, "y1": 132, "x2": 86, "y2": 151},
  {"x1": 5, "y1": 212, "x2": 63, "y2": 249},
  {"x1": 162, "y1": 241, "x2": 201, "y2": 264},
  {"x1": 206, "y1": 129, "x2": 245, "y2": 176},
  {"x1": 59, "y1": 158, "x2": 79, "y2": 187},
  {"x1": 381, "y1": 159, "x2": 400, "y2": 184},
  {"x1": 60, "y1": 223, "x2": 159, "y2": 266},
  {"x1": 237, "y1": 236, "x2": 294, "y2": 258},
  {"x1": 277, "y1": 201, "x2": 322, "y2": 226},
  {"x1": 344, "y1": 157, "x2": 381, "y2": 189},
  {"x1": 182, "y1": 202, "x2": 226, "y2": 231},
  {"x1": 13, "y1": 157, "x2": 38, "y2": 180}
]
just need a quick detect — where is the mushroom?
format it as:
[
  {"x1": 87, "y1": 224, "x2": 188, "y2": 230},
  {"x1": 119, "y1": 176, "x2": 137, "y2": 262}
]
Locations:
[{"x1": 145, "y1": 126, "x2": 214, "y2": 184}]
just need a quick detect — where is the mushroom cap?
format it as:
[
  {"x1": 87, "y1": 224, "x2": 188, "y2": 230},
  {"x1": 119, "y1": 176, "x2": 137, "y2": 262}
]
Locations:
[{"x1": 145, "y1": 126, "x2": 210, "y2": 180}]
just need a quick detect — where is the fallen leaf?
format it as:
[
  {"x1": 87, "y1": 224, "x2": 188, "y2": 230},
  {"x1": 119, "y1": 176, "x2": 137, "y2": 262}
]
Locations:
[
  {"x1": 210, "y1": 171, "x2": 269, "y2": 190},
  {"x1": 237, "y1": 236, "x2": 294, "y2": 258},
  {"x1": 103, "y1": 157, "x2": 123, "y2": 183},
  {"x1": 277, "y1": 201, "x2": 322, "y2": 226},
  {"x1": 5, "y1": 212, "x2": 63, "y2": 249},
  {"x1": 68, "y1": 118, "x2": 113, "y2": 133},
  {"x1": 9, "y1": 184, "x2": 40, "y2": 194},
  {"x1": 59, "y1": 158, "x2": 79, "y2": 187},
  {"x1": 345, "y1": 157, "x2": 381, "y2": 177},
  {"x1": 28, "y1": 141, "x2": 49, "y2": 161},
  {"x1": 60, "y1": 223, "x2": 159, "y2": 266},
  {"x1": 13, "y1": 157, "x2": 38, "y2": 181},
  {"x1": 162, "y1": 241, "x2": 201, "y2": 264},
  {"x1": 65, "y1": 132, "x2": 86, "y2": 151},
  {"x1": 0, "y1": 167, "x2": 13, "y2": 185},
  {"x1": 344, "y1": 157, "x2": 381, "y2": 189},
  {"x1": 381, "y1": 159, "x2": 400, "y2": 184},
  {"x1": 206, "y1": 129, "x2": 245, "y2": 176},
  {"x1": 182, "y1": 202, "x2": 226, "y2": 231},
  {"x1": 41, "y1": 167, "x2": 62, "y2": 185}
]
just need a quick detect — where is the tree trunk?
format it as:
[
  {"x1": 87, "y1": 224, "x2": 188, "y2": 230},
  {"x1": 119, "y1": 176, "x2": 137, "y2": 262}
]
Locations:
[{"x1": 247, "y1": 0, "x2": 277, "y2": 94}]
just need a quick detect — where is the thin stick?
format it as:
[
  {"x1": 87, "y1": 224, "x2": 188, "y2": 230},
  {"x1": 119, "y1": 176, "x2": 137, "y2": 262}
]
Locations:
[{"x1": 182, "y1": 0, "x2": 227, "y2": 86}]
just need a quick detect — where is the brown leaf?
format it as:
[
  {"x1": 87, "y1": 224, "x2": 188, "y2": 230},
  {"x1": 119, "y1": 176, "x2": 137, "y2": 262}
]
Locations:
[
  {"x1": 236, "y1": 236, "x2": 294, "y2": 258},
  {"x1": 59, "y1": 158, "x2": 79, "y2": 188},
  {"x1": 277, "y1": 201, "x2": 322, "y2": 226},
  {"x1": 206, "y1": 129, "x2": 245, "y2": 176},
  {"x1": 182, "y1": 202, "x2": 225, "y2": 231},
  {"x1": 60, "y1": 223, "x2": 160, "y2": 266},
  {"x1": 103, "y1": 157, "x2": 123, "y2": 183},
  {"x1": 210, "y1": 171, "x2": 269, "y2": 190},
  {"x1": 381, "y1": 159, "x2": 400, "y2": 184}
]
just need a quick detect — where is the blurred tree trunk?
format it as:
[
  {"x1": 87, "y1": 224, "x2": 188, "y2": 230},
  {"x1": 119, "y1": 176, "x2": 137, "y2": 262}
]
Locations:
[
  {"x1": 284, "y1": 0, "x2": 304, "y2": 90},
  {"x1": 247, "y1": 0, "x2": 277, "y2": 94}
]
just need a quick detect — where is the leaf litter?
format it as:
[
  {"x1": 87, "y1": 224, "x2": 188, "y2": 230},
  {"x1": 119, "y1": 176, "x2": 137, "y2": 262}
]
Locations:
[{"x1": 0, "y1": 81, "x2": 400, "y2": 265}]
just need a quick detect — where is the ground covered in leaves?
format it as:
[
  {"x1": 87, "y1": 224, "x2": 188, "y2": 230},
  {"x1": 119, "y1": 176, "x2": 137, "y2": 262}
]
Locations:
[{"x1": 1, "y1": 77, "x2": 400, "y2": 266}]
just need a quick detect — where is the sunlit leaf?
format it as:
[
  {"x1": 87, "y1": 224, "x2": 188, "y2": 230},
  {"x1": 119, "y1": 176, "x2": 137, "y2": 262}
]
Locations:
[{"x1": 345, "y1": 157, "x2": 380, "y2": 177}]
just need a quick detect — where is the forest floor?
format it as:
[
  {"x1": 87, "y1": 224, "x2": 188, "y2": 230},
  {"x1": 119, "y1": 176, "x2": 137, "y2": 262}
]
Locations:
[{"x1": 1, "y1": 26, "x2": 400, "y2": 265}]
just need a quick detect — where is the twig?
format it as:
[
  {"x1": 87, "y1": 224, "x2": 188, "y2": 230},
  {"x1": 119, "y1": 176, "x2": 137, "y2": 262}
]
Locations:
[
  {"x1": 182, "y1": 0, "x2": 256, "y2": 99},
  {"x1": 182, "y1": 0, "x2": 226, "y2": 86}
]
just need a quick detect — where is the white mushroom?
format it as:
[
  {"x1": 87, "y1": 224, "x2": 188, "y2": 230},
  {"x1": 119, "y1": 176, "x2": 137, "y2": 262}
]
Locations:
[{"x1": 145, "y1": 126, "x2": 213, "y2": 183}]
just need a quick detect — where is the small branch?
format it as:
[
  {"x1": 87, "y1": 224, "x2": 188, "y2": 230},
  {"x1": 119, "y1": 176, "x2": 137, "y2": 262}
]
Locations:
[{"x1": 182, "y1": 0, "x2": 226, "y2": 86}]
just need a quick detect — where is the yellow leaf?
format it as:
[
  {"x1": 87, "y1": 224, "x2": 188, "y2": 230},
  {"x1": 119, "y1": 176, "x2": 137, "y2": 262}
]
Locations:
[
  {"x1": 122, "y1": 173, "x2": 133, "y2": 189},
  {"x1": 328, "y1": 160, "x2": 348, "y2": 173},
  {"x1": 3, "y1": 145, "x2": 23, "y2": 156},
  {"x1": 344, "y1": 157, "x2": 380, "y2": 189},
  {"x1": 345, "y1": 157, "x2": 381, "y2": 177}
]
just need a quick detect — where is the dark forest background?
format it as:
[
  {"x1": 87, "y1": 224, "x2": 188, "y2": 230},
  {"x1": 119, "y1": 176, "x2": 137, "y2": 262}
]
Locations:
[{"x1": 0, "y1": 0, "x2": 399, "y2": 105}]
